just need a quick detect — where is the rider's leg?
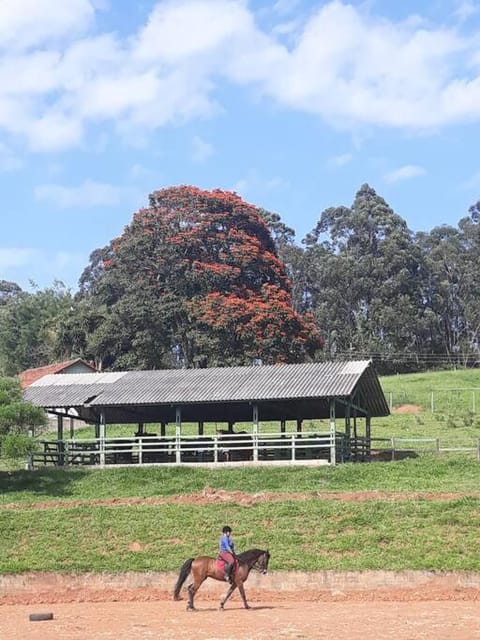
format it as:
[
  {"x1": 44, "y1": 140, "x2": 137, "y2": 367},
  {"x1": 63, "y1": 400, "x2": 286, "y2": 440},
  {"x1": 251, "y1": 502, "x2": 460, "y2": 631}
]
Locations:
[{"x1": 224, "y1": 562, "x2": 232, "y2": 582}]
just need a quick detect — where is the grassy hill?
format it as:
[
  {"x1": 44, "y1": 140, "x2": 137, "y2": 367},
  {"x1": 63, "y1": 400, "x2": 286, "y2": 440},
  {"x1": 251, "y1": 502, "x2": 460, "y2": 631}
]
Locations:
[{"x1": 373, "y1": 368, "x2": 480, "y2": 448}]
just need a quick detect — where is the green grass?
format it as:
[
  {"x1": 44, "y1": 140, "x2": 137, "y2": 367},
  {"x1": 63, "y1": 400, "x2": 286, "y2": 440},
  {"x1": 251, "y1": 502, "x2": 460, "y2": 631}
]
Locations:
[
  {"x1": 1, "y1": 497, "x2": 479, "y2": 573},
  {"x1": 2, "y1": 368, "x2": 480, "y2": 575},
  {"x1": 1, "y1": 456, "x2": 480, "y2": 505}
]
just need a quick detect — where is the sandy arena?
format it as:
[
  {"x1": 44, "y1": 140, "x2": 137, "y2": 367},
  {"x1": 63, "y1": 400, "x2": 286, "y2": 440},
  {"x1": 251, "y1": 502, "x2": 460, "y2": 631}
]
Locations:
[
  {"x1": 2, "y1": 594, "x2": 480, "y2": 640},
  {"x1": 1, "y1": 578, "x2": 480, "y2": 640}
]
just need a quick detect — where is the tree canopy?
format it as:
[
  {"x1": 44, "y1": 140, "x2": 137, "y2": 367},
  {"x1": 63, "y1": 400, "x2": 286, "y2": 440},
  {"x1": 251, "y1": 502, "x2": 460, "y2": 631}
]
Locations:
[
  {"x1": 76, "y1": 185, "x2": 322, "y2": 369},
  {"x1": 3, "y1": 182, "x2": 480, "y2": 375}
]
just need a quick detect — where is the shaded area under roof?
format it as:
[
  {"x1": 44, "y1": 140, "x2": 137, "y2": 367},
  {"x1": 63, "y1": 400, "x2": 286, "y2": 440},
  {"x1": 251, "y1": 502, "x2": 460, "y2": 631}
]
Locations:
[{"x1": 24, "y1": 360, "x2": 389, "y2": 424}]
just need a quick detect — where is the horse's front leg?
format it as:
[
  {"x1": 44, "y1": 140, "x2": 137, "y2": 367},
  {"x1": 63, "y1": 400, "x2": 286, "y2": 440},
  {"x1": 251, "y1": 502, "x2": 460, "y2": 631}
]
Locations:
[
  {"x1": 237, "y1": 581, "x2": 251, "y2": 610},
  {"x1": 219, "y1": 583, "x2": 236, "y2": 610}
]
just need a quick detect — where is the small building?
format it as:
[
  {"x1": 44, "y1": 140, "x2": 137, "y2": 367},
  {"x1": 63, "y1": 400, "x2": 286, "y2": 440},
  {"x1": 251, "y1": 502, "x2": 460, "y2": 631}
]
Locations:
[
  {"x1": 19, "y1": 358, "x2": 97, "y2": 389},
  {"x1": 24, "y1": 360, "x2": 389, "y2": 468}
]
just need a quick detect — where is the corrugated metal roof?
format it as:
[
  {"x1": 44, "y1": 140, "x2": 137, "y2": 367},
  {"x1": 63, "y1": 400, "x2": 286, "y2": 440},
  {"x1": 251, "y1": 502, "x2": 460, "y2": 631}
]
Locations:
[{"x1": 24, "y1": 360, "x2": 389, "y2": 418}]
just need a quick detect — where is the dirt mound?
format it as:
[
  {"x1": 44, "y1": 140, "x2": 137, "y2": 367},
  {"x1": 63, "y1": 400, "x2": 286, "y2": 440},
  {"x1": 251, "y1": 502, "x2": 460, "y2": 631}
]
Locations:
[{"x1": 393, "y1": 404, "x2": 421, "y2": 414}]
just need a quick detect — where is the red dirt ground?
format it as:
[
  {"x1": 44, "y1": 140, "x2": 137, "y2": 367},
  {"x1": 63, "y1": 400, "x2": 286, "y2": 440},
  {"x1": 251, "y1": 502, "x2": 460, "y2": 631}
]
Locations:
[
  {"x1": 2, "y1": 595, "x2": 480, "y2": 640},
  {"x1": 2, "y1": 487, "x2": 479, "y2": 510}
]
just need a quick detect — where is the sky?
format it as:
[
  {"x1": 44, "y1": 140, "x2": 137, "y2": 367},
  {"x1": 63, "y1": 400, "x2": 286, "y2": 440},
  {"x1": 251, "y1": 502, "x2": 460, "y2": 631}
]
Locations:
[{"x1": 2, "y1": 0, "x2": 480, "y2": 292}]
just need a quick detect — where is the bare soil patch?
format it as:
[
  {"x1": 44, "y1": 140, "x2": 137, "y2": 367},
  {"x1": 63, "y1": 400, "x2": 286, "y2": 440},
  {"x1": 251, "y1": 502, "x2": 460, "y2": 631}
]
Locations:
[
  {"x1": 2, "y1": 487, "x2": 479, "y2": 511},
  {"x1": 392, "y1": 404, "x2": 421, "y2": 414}
]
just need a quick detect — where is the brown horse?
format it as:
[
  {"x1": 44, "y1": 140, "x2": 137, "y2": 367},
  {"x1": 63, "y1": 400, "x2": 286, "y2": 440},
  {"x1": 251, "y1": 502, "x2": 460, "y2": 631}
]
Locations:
[{"x1": 173, "y1": 548, "x2": 270, "y2": 610}]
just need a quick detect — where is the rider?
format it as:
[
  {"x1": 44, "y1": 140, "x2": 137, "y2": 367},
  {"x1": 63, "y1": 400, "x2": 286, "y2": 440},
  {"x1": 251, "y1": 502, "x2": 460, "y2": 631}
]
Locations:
[{"x1": 218, "y1": 525, "x2": 236, "y2": 583}]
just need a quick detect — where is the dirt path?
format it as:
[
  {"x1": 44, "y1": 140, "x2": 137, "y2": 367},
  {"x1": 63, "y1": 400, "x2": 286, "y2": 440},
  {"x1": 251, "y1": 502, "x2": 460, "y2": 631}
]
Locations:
[
  {"x1": 2, "y1": 597, "x2": 480, "y2": 640},
  {"x1": 2, "y1": 488, "x2": 479, "y2": 510}
]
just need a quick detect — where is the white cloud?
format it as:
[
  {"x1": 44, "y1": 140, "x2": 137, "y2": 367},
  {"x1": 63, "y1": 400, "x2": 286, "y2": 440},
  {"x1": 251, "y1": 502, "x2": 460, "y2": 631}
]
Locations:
[
  {"x1": 0, "y1": 0, "x2": 94, "y2": 51},
  {"x1": 272, "y1": 0, "x2": 301, "y2": 16},
  {"x1": 192, "y1": 136, "x2": 214, "y2": 163},
  {"x1": 384, "y1": 165, "x2": 427, "y2": 184},
  {"x1": 0, "y1": 247, "x2": 88, "y2": 289},
  {"x1": 0, "y1": 143, "x2": 22, "y2": 171},
  {"x1": 34, "y1": 179, "x2": 129, "y2": 208},
  {"x1": 133, "y1": 0, "x2": 251, "y2": 64},
  {"x1": 130, "y1": 163, "x2": 155, "y2": 180},
  {"x1": 3, "y1": 1, "x2": 480, "y2": 153},
  {"x1": 461, "y1": 169, "x2": 480, "y2": 190},
  {"x1": 328, "y1": 153, "x2": 353, "y2": 168},
  {"x1": 0, "y1": 248, "x2": 37, "y2": 270},
  {"x1": 233, "y1": 170, "x2": 287, "y2": 195},
  {"x1": 454, "y1": 1, "x2": 479, "y2": 23}
]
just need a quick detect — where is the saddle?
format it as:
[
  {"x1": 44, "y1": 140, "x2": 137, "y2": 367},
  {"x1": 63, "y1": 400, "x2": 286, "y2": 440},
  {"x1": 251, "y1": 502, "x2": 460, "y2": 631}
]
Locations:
[{"x1": 216, "y1": 556, "x2": 238, "y2": 576}]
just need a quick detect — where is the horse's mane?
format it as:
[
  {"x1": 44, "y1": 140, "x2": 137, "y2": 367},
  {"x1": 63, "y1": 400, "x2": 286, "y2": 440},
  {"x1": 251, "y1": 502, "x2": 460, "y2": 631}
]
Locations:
[{"x1": 237, "y1": 548, "x2": 266, "y2": 564}]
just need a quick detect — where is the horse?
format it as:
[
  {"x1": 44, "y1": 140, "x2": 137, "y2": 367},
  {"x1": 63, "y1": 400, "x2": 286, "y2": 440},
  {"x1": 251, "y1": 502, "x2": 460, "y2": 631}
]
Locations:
[{"x1": 173, "y1": 548, "x2": 270, "y2": 611}]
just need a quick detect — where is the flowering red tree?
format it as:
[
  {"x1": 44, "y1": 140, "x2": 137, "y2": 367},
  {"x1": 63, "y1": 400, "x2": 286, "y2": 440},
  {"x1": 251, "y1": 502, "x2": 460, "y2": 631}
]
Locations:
[{"x1": 81, "y1": 186, "x2": 322, "y2": 368}]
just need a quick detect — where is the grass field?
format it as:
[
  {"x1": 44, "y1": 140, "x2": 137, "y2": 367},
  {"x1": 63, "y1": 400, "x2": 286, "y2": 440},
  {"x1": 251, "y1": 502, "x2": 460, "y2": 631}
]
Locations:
[
  {"x1": 1, "y1": 496, "x2": 479, "y2": 573},
  {"x1": 1, "y1": 456, "x2": 480, "y2": 573},
  {"x1": 1, "y1": 368, "x2": 480, "y2": 575}
]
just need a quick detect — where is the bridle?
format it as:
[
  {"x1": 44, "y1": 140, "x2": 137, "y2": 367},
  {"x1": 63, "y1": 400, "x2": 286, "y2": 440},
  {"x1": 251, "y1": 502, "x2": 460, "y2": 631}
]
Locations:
[{"x1": 251, "y1": 551, "x2": 269, "y2": 574}]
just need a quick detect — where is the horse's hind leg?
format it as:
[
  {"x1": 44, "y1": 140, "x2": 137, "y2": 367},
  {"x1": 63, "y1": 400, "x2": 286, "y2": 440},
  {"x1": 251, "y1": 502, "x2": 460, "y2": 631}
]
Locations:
[
  {"x1": 187, "y1": 583, "x2": 196, "y2": 610},
  {"x1": 187, "y1": 578, "x2": 204, "y2": 611}
]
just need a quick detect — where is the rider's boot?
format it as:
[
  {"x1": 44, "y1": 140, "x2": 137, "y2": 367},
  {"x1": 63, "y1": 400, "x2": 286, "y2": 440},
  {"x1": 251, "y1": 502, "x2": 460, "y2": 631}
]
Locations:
[{"x1": 224, "y1": 563, "x2": 233, "y2": 583}]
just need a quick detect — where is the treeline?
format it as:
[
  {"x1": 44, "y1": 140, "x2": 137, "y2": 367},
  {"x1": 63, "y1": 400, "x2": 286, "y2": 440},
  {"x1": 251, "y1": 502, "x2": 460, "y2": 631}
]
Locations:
[{"x1": 1, "y1": 183, "x2": 479, "y2": 376}]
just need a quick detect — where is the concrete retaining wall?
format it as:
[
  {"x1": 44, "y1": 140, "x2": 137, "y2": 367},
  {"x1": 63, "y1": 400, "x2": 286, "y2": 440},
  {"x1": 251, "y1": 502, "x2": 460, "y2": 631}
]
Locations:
[{"x1": 2, "y1": 570, "x2": 480, "y2": 596}]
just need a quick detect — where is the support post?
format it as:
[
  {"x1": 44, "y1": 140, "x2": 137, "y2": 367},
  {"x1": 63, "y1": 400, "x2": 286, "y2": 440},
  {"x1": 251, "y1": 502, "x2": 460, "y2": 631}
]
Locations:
[
  {"x1": 175, "y1": 407, "x2": 182, "y2": 464},
  {"x1": 99, "y1": 409, "x2": 106, "y2": 466},
  {"x1": 345, "y1": 403, "x2": 351, "y2": 462},
  {"x1": 252, "y1": 404, "x2": 259, "y2": 462},
  {"x1": 198, "y1": 421, "x2": 204, "y2": 436},
  {"x1": 366, "y1": 415, "x2": 371, "y2": 461},
  {"x1": 69, "y1": 416, "x2": 75, "y2": 440},
  {"x1": 280, "y1": 419, "x2": 286, "y2": 437},
  {"x1": 160, "y1": 422, "x2": 166, "y2": 437},
  {"x1": 296, "y1": 419, "x2": 302, "y2": 437},
  {"x1": 329, "y1": 399, "x2": 336, "y2": 466},
  {"x1": 57, "y1": 415, "x2": 64, "y2": 466}
]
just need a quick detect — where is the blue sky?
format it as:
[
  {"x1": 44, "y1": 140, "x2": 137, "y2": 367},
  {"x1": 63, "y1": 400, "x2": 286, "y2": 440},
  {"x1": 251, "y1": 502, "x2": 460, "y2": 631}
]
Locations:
[{"x1": 2, "y1": 0, "x2": 480, "y2": 291}]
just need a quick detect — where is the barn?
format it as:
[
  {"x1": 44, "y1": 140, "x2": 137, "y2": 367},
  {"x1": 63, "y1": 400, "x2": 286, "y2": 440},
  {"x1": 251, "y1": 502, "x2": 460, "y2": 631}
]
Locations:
[{"x1": 24, "y1": 360, "x2": 389, "y2": 467}]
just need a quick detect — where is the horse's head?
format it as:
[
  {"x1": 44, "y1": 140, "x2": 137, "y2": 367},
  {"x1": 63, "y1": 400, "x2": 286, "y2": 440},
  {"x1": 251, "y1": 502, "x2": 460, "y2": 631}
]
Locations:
[{"x1": 256, "y1": 549, "x2": 270, "y2": 575}]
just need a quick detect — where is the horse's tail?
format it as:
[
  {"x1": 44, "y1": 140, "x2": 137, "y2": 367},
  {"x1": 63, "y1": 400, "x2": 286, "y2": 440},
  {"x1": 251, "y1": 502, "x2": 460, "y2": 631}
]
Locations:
[{"x1": 173, "y1": 558, "x2": 194, "y2": 600}]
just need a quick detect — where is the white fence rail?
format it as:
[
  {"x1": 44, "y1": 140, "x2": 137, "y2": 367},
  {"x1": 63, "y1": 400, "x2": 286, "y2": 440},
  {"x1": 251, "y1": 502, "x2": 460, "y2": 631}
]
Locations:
[
  {"x1": 31, "y1": 432, "x2": 342, "y2": 468},
  {"x1": 370, "y1": 437, "x2": 480, "y2": 461}
]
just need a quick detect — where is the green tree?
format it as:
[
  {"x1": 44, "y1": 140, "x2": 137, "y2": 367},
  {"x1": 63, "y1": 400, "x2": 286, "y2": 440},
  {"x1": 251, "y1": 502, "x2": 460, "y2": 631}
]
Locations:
[
  {"x1": 0, "y1": 376, "x2": 47, "y2": 462},
  {"x1": 0, "y1": 282, "x2": 75, "y2": 375},
  {"x1": 303, "y1": 184, "x2": 425, "y2": 372}
]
